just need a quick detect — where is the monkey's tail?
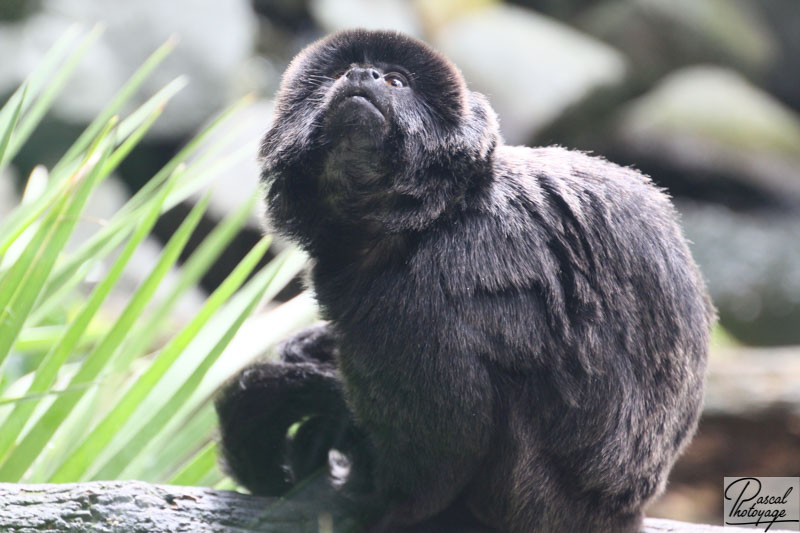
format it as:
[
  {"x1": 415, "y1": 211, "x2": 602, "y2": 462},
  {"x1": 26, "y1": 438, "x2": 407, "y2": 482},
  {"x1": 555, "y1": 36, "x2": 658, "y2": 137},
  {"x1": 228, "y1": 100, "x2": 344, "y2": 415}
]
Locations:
[{"x1": 214, "y1": 362, "x2": 351, "y2": 496}]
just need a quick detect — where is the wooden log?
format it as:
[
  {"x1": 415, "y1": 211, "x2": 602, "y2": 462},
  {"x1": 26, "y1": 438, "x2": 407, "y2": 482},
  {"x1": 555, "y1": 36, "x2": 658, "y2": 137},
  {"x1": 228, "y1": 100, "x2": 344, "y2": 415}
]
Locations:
[{"x1": 0, "y1": 481, "x2": 794, "y2": 533}]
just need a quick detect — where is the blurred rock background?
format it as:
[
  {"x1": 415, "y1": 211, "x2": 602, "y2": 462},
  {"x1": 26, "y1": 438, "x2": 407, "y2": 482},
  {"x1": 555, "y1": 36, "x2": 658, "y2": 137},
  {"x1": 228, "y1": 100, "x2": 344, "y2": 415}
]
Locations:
[{"x1": 1, "y1": 0, "x2": 798, "y2": 525}]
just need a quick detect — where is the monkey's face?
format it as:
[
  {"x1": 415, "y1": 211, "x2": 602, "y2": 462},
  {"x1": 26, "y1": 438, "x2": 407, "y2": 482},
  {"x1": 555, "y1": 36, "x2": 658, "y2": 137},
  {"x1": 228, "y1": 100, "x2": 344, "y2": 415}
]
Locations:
[
  {"x1": 261, "y1": 30, "x2": 500, "y2": 237},
  {"x1": 266, "y1": 30, "x2": 471, "y2": 160},
  {"x1": 321, "y1": 64, "x2": 408, "y2": 145}
]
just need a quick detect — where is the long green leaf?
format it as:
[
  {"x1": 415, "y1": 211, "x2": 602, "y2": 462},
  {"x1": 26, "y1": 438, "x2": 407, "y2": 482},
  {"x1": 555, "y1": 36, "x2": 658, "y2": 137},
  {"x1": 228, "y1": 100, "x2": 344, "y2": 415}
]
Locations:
[
  {"x1": 144, "y1": 403, "x2": 219, "y2": 482},
  {"x1": 6, "y1": 25, "x2": 104, "y2": 162},
  {"x1": 0, "y1": 182, "x2": 208, "y2": 481},
  {"x1": 0, "y1": 121, "x2": 115, "y2": 370},
  {"x1": 25, "y1": 234, "x2": 124, "y2": 328},
  {"x1": 169, "y1": 441, "x2": 218, "y2": 486},
  {"x1": 0, "y1": 164, "x2": 173, "y2": 461},
  {"x1": 53, "y1": 37, "x2": 177, "y2": 176},
  {"x1": 23, "y1": 105, "x2": 168, "y2": 327},
  {"x1": 0, "y1": 25, "x2": 99, "y2": 247},
  {"x1": 121, "y1": 292, "x2": 316, "y2": 482},
  {"x1": 0, "y1": 85, "x2": 26, "y2": 169},
  {"x1": 0, "y1": 25, "x2": 80, "y2": 134},
  {"x1": 111, "y1": 191, "x2": 260, "y2": 373},
  {"x1": 94, "y1": 242, "x2": 287, "y2": 479},
  {"x1": 0, "y1": 383, "x2": 98, "y2": 407},
  {"x1": 32, "y1": 96, "x2": 252, "y2": 302},
  {"x1": 13, "y1": 323, "x2": 105, "y2": 354},
  {"x1": 48, "y1": 236, "x2": 271, "y2": 482},
  {"x1": 124, "y1": 94, "x2": 255, "y2": 216},
  {"x1": 0, "y1": 163, "x2": 78, "y2": 257},
  {"x1": 0, "y1": 76, "x2": 184, "y2": 258}
]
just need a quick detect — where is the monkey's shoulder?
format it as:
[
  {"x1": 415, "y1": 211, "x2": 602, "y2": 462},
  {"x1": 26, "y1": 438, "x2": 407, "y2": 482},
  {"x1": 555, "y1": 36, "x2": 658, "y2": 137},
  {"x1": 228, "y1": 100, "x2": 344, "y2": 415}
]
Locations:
[
  {"x1": 412, "y1": 146, "x2": 681, "y2": 296},
  {"x1": 491, "y1": 145, "x2": 673, "y2": 216}
]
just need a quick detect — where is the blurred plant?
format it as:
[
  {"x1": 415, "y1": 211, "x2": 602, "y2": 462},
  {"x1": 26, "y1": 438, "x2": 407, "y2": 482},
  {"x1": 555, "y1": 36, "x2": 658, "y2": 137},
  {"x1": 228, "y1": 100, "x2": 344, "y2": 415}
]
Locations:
[{"x1": 0, "y1": 25, "x2": 314, "y2": 487}]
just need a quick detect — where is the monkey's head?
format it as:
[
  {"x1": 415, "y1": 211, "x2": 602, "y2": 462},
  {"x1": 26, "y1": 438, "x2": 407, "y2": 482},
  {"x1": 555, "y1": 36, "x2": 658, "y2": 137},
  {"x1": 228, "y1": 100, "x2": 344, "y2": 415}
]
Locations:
[{"x1": 261, "y1": 30, "x2": 501, "y2": 244}]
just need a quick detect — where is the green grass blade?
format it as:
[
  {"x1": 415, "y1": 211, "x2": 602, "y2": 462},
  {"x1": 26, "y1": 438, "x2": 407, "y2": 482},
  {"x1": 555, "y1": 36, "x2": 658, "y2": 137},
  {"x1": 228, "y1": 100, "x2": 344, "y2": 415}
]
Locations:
[
  {"x1": 14, "y1": 322, "x2": 104, "y2": 354},
  {"x1": 53, "y1": 37, "x2": 177, "y2": 175},
  {"x1": 119, "y1": 291, "x2": 315, "y2": 483},
  {"x1": 114, "y1": 77, "x2": 187, "y2": 144},
  {"x1": 10, "y1": 97, "x2": 169, "y2": 283},
  {"x1": 25, "y1": 98, "x2": 172, "y2": 323},
  {"x1": 0, "y1": 178, "x2": 204, "y2": 481},
  {"x1": 34, "y1": 96, "x2": 252, "y2": 300},
  {"x1": 166, "y1": 142, "x2": 256, "y2": 210},
  {"x1": 118, "y1": 94, "x2": 254, "y2": 216},
  {"x1": 0, "y1": 165, "x2": 76, "y2": 257},
  {"x1": 6, "y1": 25, "x2": 104, "y2": 162},
  {"x1": 169, "y1": 441, "x2": 218, "y2": 486},
  {"x1": 0, "y1": 24, "x2": 80, "y2": 130},
  {"x1": 140, "y1": 403, "x2": 219, "y2": 482},
  {"x1": 97, "y1": 94, "x2": 171, "y2": 179},
  {"x1": 94, "y1": 241, "x2": 284, "y2": 479},
  {"x1": 214, "y1": 478, "x2": 237, "y2": 491},
  {"x1": 0, "y1": 169, "x2": 172, "y2": 461},
  {"x1": 0, "y1": 85, "x2": 26, "y2": 170},
  {"x1": 26, "y1": 231, "x2": 126, "y2": 328},
  {"x1": 0, "y1": 76, "x2": 184, "y2": 259},
  {"x1": 48, "y1": 236, "x2": 271, "y2": 482},
  {"x1": 0, "y1": 124, "x2": 115, "y2": 370},
  {"x1": 0, "y1": 382, "x2": 98, "y2": 407},
  {"x1": 111, "y1": 191, "x2": 260, "y2": 372}
]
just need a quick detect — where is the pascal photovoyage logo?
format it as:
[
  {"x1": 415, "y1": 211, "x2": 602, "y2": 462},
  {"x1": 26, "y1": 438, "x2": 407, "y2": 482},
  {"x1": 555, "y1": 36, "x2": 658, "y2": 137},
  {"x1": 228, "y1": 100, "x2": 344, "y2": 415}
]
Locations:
[{"x1": 724, "y1": 477, "x2": 800, "y2": 531}]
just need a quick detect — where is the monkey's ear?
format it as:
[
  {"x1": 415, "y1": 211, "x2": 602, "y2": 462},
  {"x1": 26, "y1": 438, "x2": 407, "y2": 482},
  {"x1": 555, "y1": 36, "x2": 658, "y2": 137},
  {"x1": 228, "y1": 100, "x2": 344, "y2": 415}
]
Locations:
[
  {"x1": 461, "y1": 91, "x2": 502, "y2": 163},
  {"x1": 416, "y1": 90, "x2": 500, "y2": 179}
]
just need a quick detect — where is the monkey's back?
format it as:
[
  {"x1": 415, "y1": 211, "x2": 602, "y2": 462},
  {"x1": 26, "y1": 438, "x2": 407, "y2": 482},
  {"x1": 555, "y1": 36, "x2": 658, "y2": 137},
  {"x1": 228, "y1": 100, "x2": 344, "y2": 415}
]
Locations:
[
  {"x1": 313, "y1": 145, "x2": 711, "y2": 533},
  {"x1": 448, "y1": 145, "x2": 712, "y2": 532}
]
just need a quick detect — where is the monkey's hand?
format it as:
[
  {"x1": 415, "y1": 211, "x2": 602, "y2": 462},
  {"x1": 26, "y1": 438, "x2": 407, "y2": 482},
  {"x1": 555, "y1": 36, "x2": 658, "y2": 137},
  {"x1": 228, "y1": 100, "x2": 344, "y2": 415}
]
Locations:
[{"x1": 277, "y1": 322, "x2": 338, "y2": 365}]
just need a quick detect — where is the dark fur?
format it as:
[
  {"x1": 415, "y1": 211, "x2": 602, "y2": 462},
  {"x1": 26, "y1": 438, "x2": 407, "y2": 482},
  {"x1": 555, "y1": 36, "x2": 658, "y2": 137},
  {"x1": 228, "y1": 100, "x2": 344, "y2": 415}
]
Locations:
[{"x1": 215, "y1": 29, "x2": 713, "y2": 533}]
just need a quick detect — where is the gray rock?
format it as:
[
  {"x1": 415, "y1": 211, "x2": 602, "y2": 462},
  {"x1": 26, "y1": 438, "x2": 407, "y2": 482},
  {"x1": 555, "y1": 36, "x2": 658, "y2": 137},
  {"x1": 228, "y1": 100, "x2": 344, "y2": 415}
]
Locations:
[
  {"x1": 434, "y1": 4, "x2": 627, "y2": 144},
  {"x1": 0, "y1": 0, "x2": 258, "y2": 138},
  {"x1": 679, "y1": 200, "x2": 800, "y2": 346},
  {"x1": 758, "y1": 0, "x2": 800, "y2": 112},
  {"x1": 704, "y1": 345, "x2": 800, "y2": 416},
  {"x1": 578, "y1": 0, "x2": 776, "y2": 85},
  {"x1": 309, "y1": 0, "x2": 422, "y2": 37},
  {"x1": 616, "y1": 66, "x2": 800, "y2": 207}
]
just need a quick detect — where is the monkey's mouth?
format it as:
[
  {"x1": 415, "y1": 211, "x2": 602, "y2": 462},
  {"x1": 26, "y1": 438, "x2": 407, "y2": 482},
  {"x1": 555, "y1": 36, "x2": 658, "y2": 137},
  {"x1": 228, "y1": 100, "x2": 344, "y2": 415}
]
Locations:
[{"x1": 334, "y1": 87, "x2": 386, "y2": 120}]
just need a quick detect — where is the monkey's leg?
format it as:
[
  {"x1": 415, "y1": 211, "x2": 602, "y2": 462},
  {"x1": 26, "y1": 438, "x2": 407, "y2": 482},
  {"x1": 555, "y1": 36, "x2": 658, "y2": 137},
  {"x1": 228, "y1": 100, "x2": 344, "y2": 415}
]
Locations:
[
  {"x1": 215, "y1": 361, "x2": 348, "y2": 496},
  {"x1": 364, "y1": 438, "x2": 491, "y2": 533},
  {"x1": 391, "y1": 496, "x2": 498, "y2": 533}
]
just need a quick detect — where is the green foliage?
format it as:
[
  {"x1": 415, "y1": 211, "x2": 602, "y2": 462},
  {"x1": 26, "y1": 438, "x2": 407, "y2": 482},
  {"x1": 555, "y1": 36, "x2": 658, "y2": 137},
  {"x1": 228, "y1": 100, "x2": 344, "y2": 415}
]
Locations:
[{"x1": 0, "y1": 26, "x2": 315, "y2": 485}]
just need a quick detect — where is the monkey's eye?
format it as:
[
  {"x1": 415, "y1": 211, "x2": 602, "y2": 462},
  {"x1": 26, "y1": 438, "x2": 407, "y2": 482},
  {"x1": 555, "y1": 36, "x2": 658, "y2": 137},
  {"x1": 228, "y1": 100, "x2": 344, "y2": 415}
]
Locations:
[{"x1": 383, "y1": 72, "x2": 408, "y2": 88}]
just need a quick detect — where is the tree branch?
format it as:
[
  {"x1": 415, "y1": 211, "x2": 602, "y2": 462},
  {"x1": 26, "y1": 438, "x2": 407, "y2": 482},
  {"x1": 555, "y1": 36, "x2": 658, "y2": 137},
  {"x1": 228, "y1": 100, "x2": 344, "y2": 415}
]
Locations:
[{"x1": 0, "y1": 481, "x2": 792, "y2": 533}]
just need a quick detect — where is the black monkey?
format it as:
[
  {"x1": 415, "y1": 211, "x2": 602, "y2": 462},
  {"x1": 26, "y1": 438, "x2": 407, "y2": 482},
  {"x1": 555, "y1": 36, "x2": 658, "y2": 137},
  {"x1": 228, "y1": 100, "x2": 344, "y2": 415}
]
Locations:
[{"x1": 215, "y1": 29, "x2": 713, "y2": 533}]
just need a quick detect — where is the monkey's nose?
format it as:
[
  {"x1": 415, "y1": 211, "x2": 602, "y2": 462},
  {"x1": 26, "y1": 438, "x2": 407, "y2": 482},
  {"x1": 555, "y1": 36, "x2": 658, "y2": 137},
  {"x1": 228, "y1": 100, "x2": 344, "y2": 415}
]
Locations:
[{"x1": 345, "y1": 67, "x2": 382, "y2": 82}]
